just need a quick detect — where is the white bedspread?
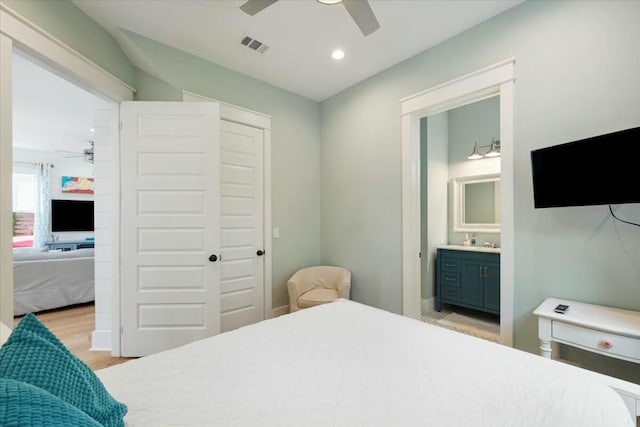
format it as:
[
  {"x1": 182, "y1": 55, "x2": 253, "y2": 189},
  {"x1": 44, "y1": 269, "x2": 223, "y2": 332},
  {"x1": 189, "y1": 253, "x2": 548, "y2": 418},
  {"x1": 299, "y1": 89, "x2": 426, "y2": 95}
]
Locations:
[{"x1": 98, "y1": 300, "x2": 633, "y2": 426}]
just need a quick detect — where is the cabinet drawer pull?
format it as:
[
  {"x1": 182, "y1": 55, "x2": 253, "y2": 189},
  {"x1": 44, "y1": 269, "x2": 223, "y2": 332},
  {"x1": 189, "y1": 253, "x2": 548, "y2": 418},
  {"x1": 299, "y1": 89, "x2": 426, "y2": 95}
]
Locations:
[
  {"x1": 445, "y1": 263, "x2": 456, "y2": 267},
  {"x1": 598, "y1": 340, "x2": 612, "y2": 350},
  {"x1": 445, "y1": 277, "x2": 457, "y2": 282}
]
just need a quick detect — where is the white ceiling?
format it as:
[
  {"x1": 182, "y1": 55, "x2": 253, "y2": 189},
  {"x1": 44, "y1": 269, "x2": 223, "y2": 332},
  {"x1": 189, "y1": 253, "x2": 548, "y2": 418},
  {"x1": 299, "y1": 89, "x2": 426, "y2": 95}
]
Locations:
[
  {"x1": 12, "y1": 52, "x2": 109, "y2": 155},
  {"x1": 73, "y1": 0, "x2": 522, "y2": 101},
  {"x1": 12, "y1": 0, "x2": 522, "y2": 155}
]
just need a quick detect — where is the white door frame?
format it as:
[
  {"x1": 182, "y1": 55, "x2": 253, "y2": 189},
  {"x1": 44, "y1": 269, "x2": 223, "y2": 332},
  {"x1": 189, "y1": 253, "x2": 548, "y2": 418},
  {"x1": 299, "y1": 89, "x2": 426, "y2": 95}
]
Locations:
[
  {"x1": 400, "y1": 59, "x2": 515, "y2": 346},
  {"x1": 183, "y1": 91, "x2": 273, "y2": 320},
  {"x1": 0, "y1": 4, "x2": 133, "y2": 347}
]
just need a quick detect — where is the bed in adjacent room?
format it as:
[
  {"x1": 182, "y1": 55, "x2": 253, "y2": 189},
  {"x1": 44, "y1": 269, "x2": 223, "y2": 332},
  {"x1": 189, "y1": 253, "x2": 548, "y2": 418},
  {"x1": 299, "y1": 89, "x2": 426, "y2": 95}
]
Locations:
[
  {"x1": 96, "y1": 299, "x2": 639, "y2": 426},
  {"x1": 13, "y1": 248, "x2": 95, "y2": 315}
]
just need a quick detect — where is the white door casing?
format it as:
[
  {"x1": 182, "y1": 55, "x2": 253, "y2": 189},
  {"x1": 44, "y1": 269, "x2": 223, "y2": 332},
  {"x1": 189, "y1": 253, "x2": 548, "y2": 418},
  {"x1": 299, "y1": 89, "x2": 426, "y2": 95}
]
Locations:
[
  {"x1": 220, "y1": 120, "x2": 265, "y2": 332},
  {"x1": 120, "y1": 101, "x2": 221, "y2": 357},
  {"x1": 400, "y1": 59, "x2": 515, "y2": 346}
]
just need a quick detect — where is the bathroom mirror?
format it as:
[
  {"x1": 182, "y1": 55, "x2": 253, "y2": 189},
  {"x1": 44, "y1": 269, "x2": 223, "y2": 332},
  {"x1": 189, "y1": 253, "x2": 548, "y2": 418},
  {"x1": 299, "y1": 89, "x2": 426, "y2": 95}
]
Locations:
[{"x1": 452, "y1": 173, "x2": 501, "y2": 233}]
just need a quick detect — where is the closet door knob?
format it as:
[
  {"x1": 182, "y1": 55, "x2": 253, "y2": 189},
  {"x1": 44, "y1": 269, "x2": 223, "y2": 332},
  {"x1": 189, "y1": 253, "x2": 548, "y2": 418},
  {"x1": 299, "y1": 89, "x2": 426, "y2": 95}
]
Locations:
[
  {"x1": 208, "y1": 254, "x2": 218, "y2": 262},
  {"x1": 257, "y1": 250, "x2": 265, "y2": 256}
]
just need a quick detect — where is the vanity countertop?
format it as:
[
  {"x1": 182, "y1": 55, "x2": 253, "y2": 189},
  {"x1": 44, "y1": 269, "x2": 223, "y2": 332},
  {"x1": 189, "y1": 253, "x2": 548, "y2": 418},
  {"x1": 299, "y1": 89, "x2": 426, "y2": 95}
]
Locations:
[{"x1": 438, "y1": 244, "x2": 500, "y2": 254}]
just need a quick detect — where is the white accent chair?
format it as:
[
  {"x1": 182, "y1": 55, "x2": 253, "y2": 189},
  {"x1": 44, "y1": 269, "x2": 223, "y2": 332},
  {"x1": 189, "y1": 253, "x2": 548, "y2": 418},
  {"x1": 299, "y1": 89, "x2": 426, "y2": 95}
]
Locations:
[{"x1": 287, "y1": 266, "x2": 351, "y2": 313}]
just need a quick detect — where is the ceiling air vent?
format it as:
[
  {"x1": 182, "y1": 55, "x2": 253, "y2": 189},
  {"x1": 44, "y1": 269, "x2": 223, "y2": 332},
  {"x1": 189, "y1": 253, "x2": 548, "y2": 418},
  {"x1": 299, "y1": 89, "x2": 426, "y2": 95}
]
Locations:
[{"x1": 240, "y1": 35, "x2": 269, "y2": 54}]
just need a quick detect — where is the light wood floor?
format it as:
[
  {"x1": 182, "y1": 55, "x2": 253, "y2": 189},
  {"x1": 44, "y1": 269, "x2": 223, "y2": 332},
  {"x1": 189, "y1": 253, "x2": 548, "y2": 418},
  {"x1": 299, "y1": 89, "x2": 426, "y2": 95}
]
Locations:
[{"x1": 14, "y1": 303, "x2": 134, "y2": 371}]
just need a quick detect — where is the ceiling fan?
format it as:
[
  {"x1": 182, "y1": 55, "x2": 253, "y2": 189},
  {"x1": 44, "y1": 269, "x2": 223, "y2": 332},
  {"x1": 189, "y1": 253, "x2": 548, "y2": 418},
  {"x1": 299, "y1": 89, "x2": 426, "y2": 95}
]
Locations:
[
  {"x1": 240, "y1": 0, "x2": 380, "y2": 36},
  {"x1": 56, "y1": 141, "x2": 94, "y2": 164}
]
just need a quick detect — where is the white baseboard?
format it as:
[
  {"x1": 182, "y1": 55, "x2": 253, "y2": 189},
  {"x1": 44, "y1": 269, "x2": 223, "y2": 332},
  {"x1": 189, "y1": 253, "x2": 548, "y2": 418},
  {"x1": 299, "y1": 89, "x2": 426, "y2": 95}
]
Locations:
[
  {"x1": 272, "y1": 305, "x2": 289, "y2": 318},
  {"x1": 90, "y1": 330, "x2": 111, "y2": 352},
  {"x1": 421, "y1": 298, "x2": 435, "y2": 314}
]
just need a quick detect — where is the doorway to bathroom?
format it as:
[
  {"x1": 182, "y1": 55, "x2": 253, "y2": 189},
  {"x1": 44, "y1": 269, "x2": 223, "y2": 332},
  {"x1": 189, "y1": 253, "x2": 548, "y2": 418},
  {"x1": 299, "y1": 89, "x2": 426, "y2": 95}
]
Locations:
[{"x1": 420, "y1": 96, "x2": 501, "y2": 342}]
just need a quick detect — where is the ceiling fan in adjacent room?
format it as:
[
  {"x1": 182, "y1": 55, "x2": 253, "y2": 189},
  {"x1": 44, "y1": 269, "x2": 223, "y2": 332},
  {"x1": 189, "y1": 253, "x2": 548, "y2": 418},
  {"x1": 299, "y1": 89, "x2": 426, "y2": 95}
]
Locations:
[
  {"x1": 56, "y1": 141, "x2": 94, "y2": 164},
  {"x1": 240, "y1": 0, "x2": 380, "y2": 36}
]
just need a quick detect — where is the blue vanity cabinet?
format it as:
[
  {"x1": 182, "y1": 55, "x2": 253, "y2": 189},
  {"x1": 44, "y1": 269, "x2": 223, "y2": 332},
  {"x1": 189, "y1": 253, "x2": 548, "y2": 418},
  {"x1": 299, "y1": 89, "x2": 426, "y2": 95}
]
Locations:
[
  {"x1": 482, "y1": 262, "x2": 500, "y2": 313},
  {"x1": 460, "y1": 260, "x2": 484, "y2": 308},
  {"x1": 436, "y1": 248, "x2": 500, "y2": 315}
]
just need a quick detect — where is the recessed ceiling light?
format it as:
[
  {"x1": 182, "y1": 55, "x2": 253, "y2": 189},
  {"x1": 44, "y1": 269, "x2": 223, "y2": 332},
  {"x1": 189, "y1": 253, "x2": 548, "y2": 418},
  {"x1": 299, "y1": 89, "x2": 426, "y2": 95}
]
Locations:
[
  {"x1": 89, "y1": 128, "x2": 95, "y2": 133},
  {"x1": 331, "y1": 49, "x2": 345, "y2": 60},
  {"x1": 317, "y1": 0, "x2": 343, "y2": 4}
]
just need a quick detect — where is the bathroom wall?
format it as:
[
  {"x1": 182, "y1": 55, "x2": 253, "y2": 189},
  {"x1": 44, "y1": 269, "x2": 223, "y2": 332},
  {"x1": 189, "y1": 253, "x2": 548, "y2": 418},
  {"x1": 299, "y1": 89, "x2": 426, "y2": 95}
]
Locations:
[{"x1": 447, "y1": 96, "x2": 501, "y2": 247}]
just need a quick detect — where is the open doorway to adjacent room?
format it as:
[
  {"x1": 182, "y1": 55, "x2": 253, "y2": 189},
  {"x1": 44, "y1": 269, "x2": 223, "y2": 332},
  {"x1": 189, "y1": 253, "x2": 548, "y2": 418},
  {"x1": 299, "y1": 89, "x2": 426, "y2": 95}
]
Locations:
[{"x1": 10, "y1": 50, "x2": 118, "y2": 368}]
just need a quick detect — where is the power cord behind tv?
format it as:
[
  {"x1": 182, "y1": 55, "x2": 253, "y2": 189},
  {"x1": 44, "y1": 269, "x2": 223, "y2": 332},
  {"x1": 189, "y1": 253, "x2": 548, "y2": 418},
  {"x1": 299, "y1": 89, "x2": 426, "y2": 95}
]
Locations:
[{"x1": 609, "y1": 205, "x2": 640, "y2": 227}]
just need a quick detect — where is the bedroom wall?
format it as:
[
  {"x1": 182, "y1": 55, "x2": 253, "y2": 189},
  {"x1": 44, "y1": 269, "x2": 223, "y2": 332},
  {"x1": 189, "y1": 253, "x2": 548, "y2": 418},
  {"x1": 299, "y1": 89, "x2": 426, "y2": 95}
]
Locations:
[
  {"x1": 320, "y1": 0, "x2": 640, "y2": 382},
  {"x1": 124, "y1": 33, "x2": 322, "y2": 310}
]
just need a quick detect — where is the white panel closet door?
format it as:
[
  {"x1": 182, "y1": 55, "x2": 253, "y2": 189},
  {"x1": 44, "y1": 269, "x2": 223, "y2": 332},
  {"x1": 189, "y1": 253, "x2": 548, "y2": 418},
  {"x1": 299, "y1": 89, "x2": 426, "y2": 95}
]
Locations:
[
  {"x1": 220, "y1": 120, "x2": 265, "y2": 332},
  {"x1": 120, "y1": 101, "x2": 220, "y2": 357}
]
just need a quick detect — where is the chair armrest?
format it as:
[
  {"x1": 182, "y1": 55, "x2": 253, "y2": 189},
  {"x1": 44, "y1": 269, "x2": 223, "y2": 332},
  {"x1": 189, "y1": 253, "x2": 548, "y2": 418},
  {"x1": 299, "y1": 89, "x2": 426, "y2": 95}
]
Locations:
[
  {"x1": 287, "y1": 280, "x2": 301, "y2": 312},
  {"x1": 337, "y1": 281, "x2": 351, "y2": 299}
]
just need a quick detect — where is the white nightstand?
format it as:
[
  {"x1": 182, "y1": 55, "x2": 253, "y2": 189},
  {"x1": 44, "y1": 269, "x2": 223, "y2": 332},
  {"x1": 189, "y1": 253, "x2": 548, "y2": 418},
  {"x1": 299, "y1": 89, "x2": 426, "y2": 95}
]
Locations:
[
  {"x1": 534, "y1": 298, "x2": 640, "y2": 363},
  {"x1": 534, "y1": 298, "x2": 640, "y2": 420}
]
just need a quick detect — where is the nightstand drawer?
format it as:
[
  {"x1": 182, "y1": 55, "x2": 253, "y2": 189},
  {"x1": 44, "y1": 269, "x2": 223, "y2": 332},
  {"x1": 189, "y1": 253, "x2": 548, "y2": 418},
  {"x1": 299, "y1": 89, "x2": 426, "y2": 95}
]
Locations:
[
  {"x1": 553, "y1": 321, "x2": 640, "y2": 362},
  {"x1": 440, "y1": 285, "x2": 460, "y2": 302}
]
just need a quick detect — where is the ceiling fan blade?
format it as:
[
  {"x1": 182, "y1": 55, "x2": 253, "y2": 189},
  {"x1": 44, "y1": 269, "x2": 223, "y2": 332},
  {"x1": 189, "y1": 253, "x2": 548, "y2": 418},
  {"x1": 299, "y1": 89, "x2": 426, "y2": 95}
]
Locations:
[
  {"x1": 240, "y1": 0, "x2": 279, "y2": 16},
  {"x1": 342, "y1": 0, "x2": 380, "y2": 36}
]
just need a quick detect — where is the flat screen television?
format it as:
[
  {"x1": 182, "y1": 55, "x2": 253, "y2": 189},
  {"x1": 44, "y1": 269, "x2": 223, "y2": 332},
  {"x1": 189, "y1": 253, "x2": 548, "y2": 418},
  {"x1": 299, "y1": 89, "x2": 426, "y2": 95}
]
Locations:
[
  {"x1": 51, "y1": 199, "x2": 94, "y2": 232},
  {"x1": 531, "y1": 126, "x2": 640, "y2": 208}
]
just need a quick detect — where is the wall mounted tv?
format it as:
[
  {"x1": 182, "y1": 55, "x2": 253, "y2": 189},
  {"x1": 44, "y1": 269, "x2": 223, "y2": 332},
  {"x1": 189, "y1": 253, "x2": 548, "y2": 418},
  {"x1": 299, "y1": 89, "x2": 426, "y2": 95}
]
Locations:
[
  {"x1": 531, "y1": 126, "x2": 640, "y2": 208},
  {"x1": 51, "y1": 199, "x2": 94, "y2": 232}
]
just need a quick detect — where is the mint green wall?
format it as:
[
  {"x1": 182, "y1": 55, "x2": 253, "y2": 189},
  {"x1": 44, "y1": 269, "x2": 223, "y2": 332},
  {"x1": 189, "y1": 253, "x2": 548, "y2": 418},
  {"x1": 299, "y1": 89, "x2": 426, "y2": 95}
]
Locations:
[
  {"x1": 2, "y1": 0, "x2": 135, "y2": 87},
  {"x1": 321, "y1": 1, "x2": 640, "y2": 382},
  {"x1": 134, "y1": 68, "x2": 182, "y2": 101},
  {"x1": 125, "y1": 33, "x2": 322, "y2": 309}
]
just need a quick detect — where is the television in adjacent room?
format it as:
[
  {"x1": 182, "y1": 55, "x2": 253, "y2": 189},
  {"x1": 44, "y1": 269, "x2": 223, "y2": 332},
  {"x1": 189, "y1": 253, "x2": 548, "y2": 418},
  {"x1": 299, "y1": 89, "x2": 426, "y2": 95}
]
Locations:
[
  {"x1": 50, "y1": 199, "x2": 94, "y2": 232},
  {"x1": 530, "y1": 126, "x2": 640, "y2": 208}
]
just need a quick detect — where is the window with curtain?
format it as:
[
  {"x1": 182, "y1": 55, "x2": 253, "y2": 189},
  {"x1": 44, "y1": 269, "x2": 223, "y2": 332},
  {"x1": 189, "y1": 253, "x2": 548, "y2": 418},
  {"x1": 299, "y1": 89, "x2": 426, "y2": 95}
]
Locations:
[{"x1": 12, "y1": 172, "x2": 36, "y2": 248}]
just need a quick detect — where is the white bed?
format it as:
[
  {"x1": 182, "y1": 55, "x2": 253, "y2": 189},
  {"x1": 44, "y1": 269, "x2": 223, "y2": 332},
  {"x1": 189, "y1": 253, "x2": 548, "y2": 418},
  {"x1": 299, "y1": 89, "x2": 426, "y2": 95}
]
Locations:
[{"x1": 98, "y1": 299, "x2": 637, "y2": 426}]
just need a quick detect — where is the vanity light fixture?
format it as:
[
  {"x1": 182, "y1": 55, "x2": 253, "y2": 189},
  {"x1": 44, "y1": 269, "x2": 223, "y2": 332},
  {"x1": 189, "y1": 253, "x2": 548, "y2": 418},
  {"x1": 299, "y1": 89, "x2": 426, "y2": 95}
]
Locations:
[{"x1": 467, "y1": 139, "x2": 500, "y2": 160}]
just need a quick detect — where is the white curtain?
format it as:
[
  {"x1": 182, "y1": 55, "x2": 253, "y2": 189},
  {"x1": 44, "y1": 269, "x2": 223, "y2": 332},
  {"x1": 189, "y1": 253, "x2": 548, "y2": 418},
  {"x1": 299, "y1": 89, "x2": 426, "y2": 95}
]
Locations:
[{"x1": 33, "y1": 162, "x2": 51, "y2": 249}]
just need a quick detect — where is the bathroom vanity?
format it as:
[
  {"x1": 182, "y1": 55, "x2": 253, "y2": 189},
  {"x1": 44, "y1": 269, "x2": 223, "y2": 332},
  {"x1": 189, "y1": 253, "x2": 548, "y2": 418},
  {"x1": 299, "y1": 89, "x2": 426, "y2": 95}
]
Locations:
[{"x1": 436, "y1": 245, "x2": 500, "y2": 315}]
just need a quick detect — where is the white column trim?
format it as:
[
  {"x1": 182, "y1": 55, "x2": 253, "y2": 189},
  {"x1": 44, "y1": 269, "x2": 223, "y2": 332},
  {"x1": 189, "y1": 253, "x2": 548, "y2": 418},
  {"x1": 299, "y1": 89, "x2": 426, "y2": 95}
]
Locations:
[
  {"x1": 182, "y1": 90, "x2": 274, "y2": 321},
  {"x1": 400, "y1": 58, "x2": 515, "y2": 347},
  {"x1": 0, "y1": 33, "x2": 14, "y2": 341}
]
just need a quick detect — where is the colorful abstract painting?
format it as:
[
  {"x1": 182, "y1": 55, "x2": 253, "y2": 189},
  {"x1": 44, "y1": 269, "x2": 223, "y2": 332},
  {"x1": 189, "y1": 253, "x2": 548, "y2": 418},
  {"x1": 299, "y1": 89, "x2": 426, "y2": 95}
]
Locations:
[{"x1": 61, "y1": 176, "x2": 94, "y2": 194}]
